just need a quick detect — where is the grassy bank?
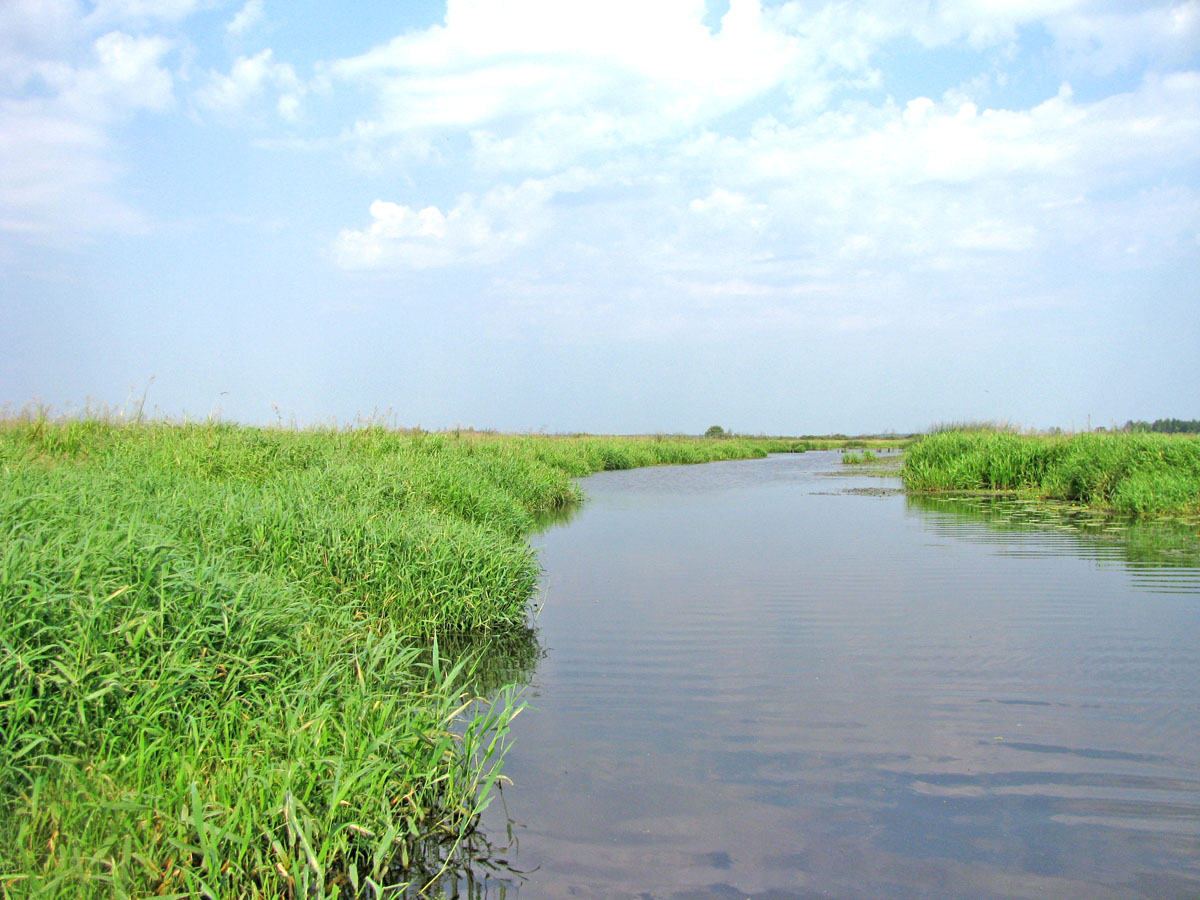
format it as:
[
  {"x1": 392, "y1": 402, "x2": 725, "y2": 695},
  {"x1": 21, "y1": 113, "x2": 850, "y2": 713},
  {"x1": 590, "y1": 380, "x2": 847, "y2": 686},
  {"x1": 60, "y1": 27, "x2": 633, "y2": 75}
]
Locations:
[
  {"x1": 1, "y1": 420, "x2": 785, "y2": 898},
  {"x1": 795, "y1": 436, "x2": 912, "y2": 451},
  {"x1": 903, "y1": 430, "x2": 1200, "y2": 516}
]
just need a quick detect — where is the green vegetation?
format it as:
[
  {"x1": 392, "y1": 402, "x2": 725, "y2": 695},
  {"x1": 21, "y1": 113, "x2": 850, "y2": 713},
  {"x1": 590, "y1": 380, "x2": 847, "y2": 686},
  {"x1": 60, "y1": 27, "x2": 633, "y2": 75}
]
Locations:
[
  {"x1": 803, "y1": 436, "x2": 913, "y2": 451},
  {"x1": 0, "y1": 419, "x2": 791, "y2": 899},
  {"x1": 841, "y1": 450, "x2": 877, "y2": 465},
  {"x1": 927, "y1": 419, "x2": 1018, "y2": 434},
  {"x1": 903, "y1": 430, "x2": 1200, "y2": 517},
  {"x1": 1122, "y1": 418, "x2": 1200, "y2": 434}
]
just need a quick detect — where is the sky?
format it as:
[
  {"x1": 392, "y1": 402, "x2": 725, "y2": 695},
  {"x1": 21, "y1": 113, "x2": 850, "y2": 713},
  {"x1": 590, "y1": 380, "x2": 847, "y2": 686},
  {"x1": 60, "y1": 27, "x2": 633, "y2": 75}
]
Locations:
[{"x1": 2, "y1": 0, "x2": 1198, "y2": 435}]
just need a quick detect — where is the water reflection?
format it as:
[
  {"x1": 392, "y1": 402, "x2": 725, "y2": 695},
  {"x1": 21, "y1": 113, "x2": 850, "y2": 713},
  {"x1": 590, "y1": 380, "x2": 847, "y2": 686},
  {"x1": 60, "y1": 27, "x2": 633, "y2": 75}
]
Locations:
[
  {"x1": 408, "y1": 454, "x2": 1200, "y2": 899},
  {"x1": 388, "y1": 626, "x2": 544, "y2": 897},
  {"x1": 531, "y1": 501, "x2": 584, "y2": 533},
  {"x1": 431, "y1": 624, "x2": 545, "y2": 697},
  {"x1": 906, "y1": 493, "x2": 1200, "y2": 583},
  {"x1": 392, "y1": 821, "x2": 529, "y2": 900}
]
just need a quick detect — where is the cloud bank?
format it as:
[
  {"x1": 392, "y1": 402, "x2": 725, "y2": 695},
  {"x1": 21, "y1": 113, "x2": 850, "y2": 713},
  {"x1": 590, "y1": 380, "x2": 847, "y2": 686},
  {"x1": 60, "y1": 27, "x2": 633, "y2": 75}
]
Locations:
[
  {"x1": 3, "y1": 0, "x2": 1197, "y2": 341},
  {"x1": 307, "y1": 0, "x2": 1199, "y2": 347}
]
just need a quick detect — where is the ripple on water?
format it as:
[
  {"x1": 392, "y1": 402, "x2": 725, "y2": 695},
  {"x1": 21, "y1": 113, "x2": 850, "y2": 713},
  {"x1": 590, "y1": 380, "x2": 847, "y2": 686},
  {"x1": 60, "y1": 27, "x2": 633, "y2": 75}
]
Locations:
[{"x1": 473, "y1": 454, "x2": 1200, "y2": 899}]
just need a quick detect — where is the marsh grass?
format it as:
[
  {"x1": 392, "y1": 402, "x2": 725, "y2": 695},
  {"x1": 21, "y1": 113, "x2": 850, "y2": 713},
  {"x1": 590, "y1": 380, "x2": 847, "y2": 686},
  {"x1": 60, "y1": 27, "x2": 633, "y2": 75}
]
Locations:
[
  {"x1": 841, "y1": 450, "x2": 877, "y2": 465},
  {"x1": 1, "y1": 421, "x2": 785, "y2": 898},
  {"x1": 903, "y1": 430, "x2": 1200, "y2": 517}
]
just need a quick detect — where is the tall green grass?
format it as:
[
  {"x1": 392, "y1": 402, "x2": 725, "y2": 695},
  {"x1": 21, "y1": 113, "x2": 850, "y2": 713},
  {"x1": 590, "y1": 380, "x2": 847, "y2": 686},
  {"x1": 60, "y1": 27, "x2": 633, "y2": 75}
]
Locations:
[
  {"x1": 903, "y1": 430, "x2": 1200, "y2": 516},
  {"x1": 841, "y1": 450, "x2": 876, "y2": 465},
  {"x1": 0, "y1": 420, "x2": 783, "y2": 898}
]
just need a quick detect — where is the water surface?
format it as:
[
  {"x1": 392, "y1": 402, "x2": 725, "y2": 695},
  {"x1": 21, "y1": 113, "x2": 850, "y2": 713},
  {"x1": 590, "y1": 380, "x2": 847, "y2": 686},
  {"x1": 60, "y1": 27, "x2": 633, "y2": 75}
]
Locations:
[{"x1": 470, "y1": 451, "x2": 1200, "y2": 899}]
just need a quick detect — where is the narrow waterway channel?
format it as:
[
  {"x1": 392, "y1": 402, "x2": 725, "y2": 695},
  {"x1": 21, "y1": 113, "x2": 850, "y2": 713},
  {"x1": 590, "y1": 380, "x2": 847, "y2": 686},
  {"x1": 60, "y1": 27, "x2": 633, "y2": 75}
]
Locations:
[{"x1": 460, "y1": 451, "x2": 1200, "y2": 899}]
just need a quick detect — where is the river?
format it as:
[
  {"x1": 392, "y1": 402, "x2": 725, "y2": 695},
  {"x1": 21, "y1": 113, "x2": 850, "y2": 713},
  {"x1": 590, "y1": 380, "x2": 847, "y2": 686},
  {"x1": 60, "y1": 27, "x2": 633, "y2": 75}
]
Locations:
[{"x1": 448, "y1": 451, "x2": 1200, "y2": 899}]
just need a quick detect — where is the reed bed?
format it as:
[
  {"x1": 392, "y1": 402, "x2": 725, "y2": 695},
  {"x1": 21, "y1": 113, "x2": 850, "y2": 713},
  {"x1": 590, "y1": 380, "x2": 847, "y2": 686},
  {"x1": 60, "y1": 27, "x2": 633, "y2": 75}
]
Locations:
[
  {"x1": 0, "y1": 421, "x2": 782, "y2": 898},
  {"x1": 903, "y1": 430, "x2": 1200, "y2": 516},
  {"x1": 841, "y1": 450, "x2": 876, "y2": 465}
]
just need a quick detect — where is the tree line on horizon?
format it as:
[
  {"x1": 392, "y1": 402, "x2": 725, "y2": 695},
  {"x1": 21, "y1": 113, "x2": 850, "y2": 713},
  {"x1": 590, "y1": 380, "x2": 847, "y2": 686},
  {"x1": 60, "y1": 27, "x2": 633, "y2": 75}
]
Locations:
[{"x1": 1120, "y1": 418, "x2": 1200, "y2": 434}]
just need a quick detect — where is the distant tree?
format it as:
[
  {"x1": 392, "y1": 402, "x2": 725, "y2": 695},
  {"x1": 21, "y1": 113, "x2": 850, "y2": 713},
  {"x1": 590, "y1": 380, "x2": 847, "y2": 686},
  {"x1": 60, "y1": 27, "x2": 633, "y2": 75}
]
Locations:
[
  {"x1": 1157, "y1": 418, "x2": 1200, "y2": 433},
  {"x1": 1123, "y1": 418, "x2": 1200, "y2": 434},
  {"x1": 704, "y1": 425, "x2": 726, "y2": 438}
]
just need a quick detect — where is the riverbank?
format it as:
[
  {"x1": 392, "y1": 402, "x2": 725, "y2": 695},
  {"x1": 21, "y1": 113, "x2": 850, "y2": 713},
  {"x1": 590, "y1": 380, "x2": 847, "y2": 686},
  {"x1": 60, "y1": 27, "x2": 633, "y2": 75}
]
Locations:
[
  {"x1": 0, "y1": 420, "x2": 795, "y2": 898},
  {"x1": 902, "y1": 430, "x2": 1200, "y2": 517}
]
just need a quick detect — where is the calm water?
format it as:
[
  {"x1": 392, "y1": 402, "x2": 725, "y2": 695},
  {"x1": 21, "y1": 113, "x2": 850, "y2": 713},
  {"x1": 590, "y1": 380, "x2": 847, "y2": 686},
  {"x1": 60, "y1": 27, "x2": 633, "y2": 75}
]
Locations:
[{"x1": 460, "y1": 452, "x2": 1200, "y2": 899}]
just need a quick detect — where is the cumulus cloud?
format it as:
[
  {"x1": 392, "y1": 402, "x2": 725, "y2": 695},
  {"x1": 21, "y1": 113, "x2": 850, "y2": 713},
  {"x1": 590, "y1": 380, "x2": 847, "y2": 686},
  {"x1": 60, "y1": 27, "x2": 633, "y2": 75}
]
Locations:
[
  {"x1": 325, "y1": 0, "x2": 803, "y2": 168},
  {"x1": 689, "y1": 188, "x2": 764, "y2": 220},
  {"x1": 226, "y1": 0, "x2": 265, "y2": 37},
  {"x1": 82, "y1": 31, "x2": 175, "y2": 113},
  {"x1": 324, "y1": 27, "x2": 1198, "y2": 341},
  {"x1": 511, "y1": 66, "x2": 1196, "y2": 338},
  {"x1": 690, "y1": 72, "x2": 1198, "y2": 229},
  {"x1": 331, "y1": 173, "x2": 591, "y2": 270},
  {"x1": 305, "y1": 0, "x2": 1200, "y2": 349},
  {"x1": 5, "y1": 0, "x2": 1197, "y2": 345},
  {"x1": 756, "y1": 82, "x2": 1179, "y2": 253},
  {"x1": 332, "y1": 201, "x2": 463, "y2": 269},
  {"x1": 196, "y1": 49, "x2": 302, "y2": 121},
  {"x1": 319, "y1": 0, "x2": 1200, "y2": 174}
]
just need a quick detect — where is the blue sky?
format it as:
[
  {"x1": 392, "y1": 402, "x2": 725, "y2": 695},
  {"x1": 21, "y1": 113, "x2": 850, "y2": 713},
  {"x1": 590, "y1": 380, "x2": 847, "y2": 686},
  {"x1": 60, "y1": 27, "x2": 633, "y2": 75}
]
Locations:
[{"x1": 2, "y1": 0, "x2": 1198, "y2": 434}]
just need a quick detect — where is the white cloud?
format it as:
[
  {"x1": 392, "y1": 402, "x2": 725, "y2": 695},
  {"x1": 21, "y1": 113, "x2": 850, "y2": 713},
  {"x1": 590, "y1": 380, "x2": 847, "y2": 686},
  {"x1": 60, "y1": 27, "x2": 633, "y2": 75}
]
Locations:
[
  {"x1": 84, "y1": 31, "x2": 174, "y2": 113},
  {"x1": 331, "y1": 173, "x2": 592, "y2": 270},
  {"x1": 1049, "y1": 1, "x2": 1200, "y2": 75},
  {"x1": 325, "y1": 0, "x2": 804, "y2": 168},
  {"x1": 332, "y1": 201, "x2": 456, "y2": 269},
  {"x1": 688, "y1": 188, "x2": 768, "y2": 234},
  {"x1": 705, "y1": 72, "x2": 1198, "y2": 204},
  {"x1": 327, "y1": 50, "x2": 1198, "y2": 344},
  {"x1": 226, "y1": 0, "x2": 265, "y2": 37},
  {"x1": 0, "y1": 0, "x2": 197, "y2": 242},
  {"x1": 836, "y1": 0, "x2": 1198, "y2": 67},
  {"x1": 0, "y1": 30, "x2": 175, "y2": 237},
  {"x1": 319, "y1": 0, "x2": 1200, "y2": 178},
  {"x1": 690, "y1": 188, "x2": 756, "y2": 216},
  {"x1": 4, "y1": 0, "x2": 1196, "y2": 347},
  {"x1": 484, "y1": 66, "x2": 1198, "y2": 338},
  {"x1": 196, "y1": 49, "x2": 302, "y2": 121},
  {"x1": 0, "y1": 0, "x2": 82, "y2": 88}
]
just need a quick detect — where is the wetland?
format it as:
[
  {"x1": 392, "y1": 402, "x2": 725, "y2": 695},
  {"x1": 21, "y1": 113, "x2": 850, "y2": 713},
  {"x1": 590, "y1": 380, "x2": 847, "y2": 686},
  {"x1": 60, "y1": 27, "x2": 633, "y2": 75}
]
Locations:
[{"x1": 2, "y1": 423, "x2": 1198, "y2": 898}]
